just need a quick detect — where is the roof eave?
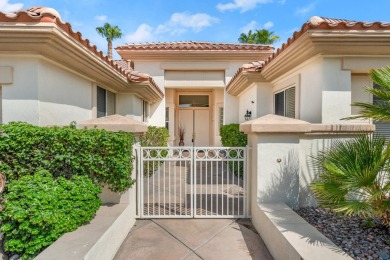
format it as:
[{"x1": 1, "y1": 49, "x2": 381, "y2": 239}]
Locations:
[
  {"x1": 116, "y1": 49, "x2": 274, "y2": 62},
  {"x1": 261, "y1": 30, "x2": 390, "y2": 81},
  {"x1": 226, "y1": 71, "x2": 266, "y2": 96},
  {"x1": 123, "y1": 81, "x2": 164, "y2": 103}
]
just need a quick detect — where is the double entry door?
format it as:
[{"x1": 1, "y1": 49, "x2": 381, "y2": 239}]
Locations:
[{"x1": 178, "y1": 109, "x2": 209, "y2": 146}]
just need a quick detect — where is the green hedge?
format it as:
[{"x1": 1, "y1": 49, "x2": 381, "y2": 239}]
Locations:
[
  {"x1": 220, "y1": 124, "x2": 247, "y2": 177},
  {"x1": 0, "y1": 171, "x2": 101, "y2": 259},
  {"x1": 0, "y1": 122, "x2": 134, "y2": 192},
  {"x1": 220, "y1": 124, "x2": 247, "y2": 147},
  {"x1": 139, "y1": 126, "x2": 169, "y2": 175},
  {"x1": 139, "y1": 126, "x2": 169, "y2": 147}
]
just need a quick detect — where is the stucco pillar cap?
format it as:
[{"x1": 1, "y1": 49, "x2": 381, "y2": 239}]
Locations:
[
  {"x1": 77, "y1": 114, "x2": 148, "y2": 134},
  {"x1": 240, "y1": 114, "x2": 311, "y2": 134}
]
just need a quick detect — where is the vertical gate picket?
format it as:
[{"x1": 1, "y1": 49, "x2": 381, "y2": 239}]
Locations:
[{"x1": 138, "y1": 146, "x2": 247, "y2": 219}]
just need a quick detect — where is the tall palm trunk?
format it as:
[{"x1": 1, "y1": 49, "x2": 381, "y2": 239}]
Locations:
[{"x1": 108, "y1": 40, "x2": 112, "y2": 60}]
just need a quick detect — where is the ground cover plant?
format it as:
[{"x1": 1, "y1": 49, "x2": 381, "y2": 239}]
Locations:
[{"x1": 0, "y1": 171, "x2": 101, "y2": 259}]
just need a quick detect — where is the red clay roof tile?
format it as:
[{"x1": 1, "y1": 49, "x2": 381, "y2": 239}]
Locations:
[
  {"x1": 116, "y1": 41, "x2": 273, "y2": 51},
  {"x1": 0, "y1": 6, "x2": 163, "y2": 97},
  {"x1": 227, "y1": 16, "x2": 390, "y2": 91}
]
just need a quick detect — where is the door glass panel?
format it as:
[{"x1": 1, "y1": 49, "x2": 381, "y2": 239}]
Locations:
[{"x1": 179, "y1": 95, "x2": 209, "y2": 108}]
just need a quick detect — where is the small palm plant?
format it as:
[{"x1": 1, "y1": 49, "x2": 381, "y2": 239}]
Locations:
[
  {"x1": 311, "y1": 135, "x2": 390, "y2": 227},
  {"x1": 344, "y1": 66, "x2": 390, "y2": 121}
]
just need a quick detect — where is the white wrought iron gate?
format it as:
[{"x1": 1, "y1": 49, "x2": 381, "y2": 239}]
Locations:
[{"x1": 137, "y1": 146, "x2": 248, "y2": 218}]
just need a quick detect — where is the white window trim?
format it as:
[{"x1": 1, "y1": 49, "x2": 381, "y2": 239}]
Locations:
[{"x1": 272, "y1": 74, "x2": 300, "y2": 119}]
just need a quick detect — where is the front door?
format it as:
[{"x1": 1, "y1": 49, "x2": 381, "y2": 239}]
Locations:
[{"x1": 178, "y1": 110, "x2": 209, "y2": 146}]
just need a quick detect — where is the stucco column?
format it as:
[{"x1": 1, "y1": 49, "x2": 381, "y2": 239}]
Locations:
[{"x1": 240, "y1": 114, "x2": 375, "y2": 212}]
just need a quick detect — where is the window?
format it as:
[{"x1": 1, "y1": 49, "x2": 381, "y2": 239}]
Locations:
[
  {"x1": 219, "y1": 107, "x2": 224, "y2": 129},
  {"x1": 97, "y1": 86, "x2": 115, "y2": 118},
  {"x1": 179, "y1": 95, "x2": 209, "y2": 108},
  {"x1": 165, "y1": 107, "x2": 169, "y2": 130},
  {"x1": 274, "y1": 87, "x2": 295, "y2": 118},
  {"x1": 142, "y1": 100, "x2": 149, "y2": 122}
]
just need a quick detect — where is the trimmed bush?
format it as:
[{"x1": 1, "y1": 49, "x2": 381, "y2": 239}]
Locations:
[
  {"x1": 220, "y1": 124, "x2": 247, "y2": 147},
  {"x1": 220, "y1": 124, "x2": 247, "y2": 177},
  {"x1": 139, "y1": 126, "x2": 169, "y2": 175},
  {"x1": 139, "y1": 126, "x2": 169, "y2": 147},
  {"x1": 0, "y1": 171, "x2": 102, "y2": 259},
  {"x1": 0, "y1": 122, "x2": 134, "y2": 192}
]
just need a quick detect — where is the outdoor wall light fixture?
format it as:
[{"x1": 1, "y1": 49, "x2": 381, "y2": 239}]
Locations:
[{"x1": 244, "y1": 110, "x2": 252, "y2": 121}]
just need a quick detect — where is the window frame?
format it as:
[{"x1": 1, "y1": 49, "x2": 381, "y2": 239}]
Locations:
[
  {"x1": 273, "y1": 86, "x2": 296, "y2": 119},
  {"x1": 97, "y1": 86, "x2": 116, "y2": 118}
]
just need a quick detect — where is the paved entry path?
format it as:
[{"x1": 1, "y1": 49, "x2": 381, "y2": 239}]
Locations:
[{"x1": 114, "y1": 218, "x2": 273, "y2": 260}]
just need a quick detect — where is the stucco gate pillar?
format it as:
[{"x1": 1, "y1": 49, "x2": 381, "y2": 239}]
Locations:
[{"x1": 240, "y1": 114, "x2": 375, "y2": 213}]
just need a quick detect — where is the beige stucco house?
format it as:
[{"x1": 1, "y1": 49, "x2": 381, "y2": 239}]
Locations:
[
  {"x1": 0, "y1": 7, "x2": 163, "y2": 127},
  {"x1": 227, "y1": 16, "x2": 390, "y2": 136},
  {"x1": 1, "y1": 7, "x2": 390, "y2": 145}
]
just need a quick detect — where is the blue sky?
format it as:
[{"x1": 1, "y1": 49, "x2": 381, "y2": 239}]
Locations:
[{"x1": 1, "y1": 0, "x2": 390, "y2": 59}]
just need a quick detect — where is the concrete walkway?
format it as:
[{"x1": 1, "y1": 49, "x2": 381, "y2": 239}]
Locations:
[{"x1": 114, "y1": 218, "x2": 273, "y2": 260}]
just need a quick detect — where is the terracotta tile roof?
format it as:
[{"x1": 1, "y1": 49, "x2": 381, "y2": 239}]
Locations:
[
  {"x1": 227, "y1": 16, "x2": 390, "y2": 91},
  {"x1": 263, "y1": 16, "x2": 390, "y2": 68},
  {"x1": 113, "y1": 59, "x2": 155, "y2": 82},
  {"x1": 0, "y1": 6, "x2": 163, "y2": 97},
  {"x1": 226, "y1": 61, "x2": 264, "y2": 90},
  {"x1": 116, "y1": 41, "x2": 273, "y2": 51}
]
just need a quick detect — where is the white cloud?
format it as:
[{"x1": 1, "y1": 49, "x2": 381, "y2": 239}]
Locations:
[
  {"x1": 125, "y1": 24, "x2": 153, "y2": 43},
  {"x1": 0, "y1": 0, "x2": 23, "y2": 13},
  {"x1": 278, "y1": 0, "x2": 286, "y2": 4},
  {"x1": 95, "y1": 15, "x2": 107, "y2": 21},
  {"x1": 263, "y1": 21, "x2": 274, "y2": 29},
  {"x1": 295, "y1": 3, "x2": 315, "y2": 16},
  {"x1": 216, "y1": 0, "x2": 273, "y2": 13},
  {"x1": 240, "y1": 20, "x2": 273, "y2": 32},
  {"x1": 241, "y1": 20, "x2": 257, "y2": 32},
  {"x1": 155, "y1": 12, "x2": 219, "y2": 35}
]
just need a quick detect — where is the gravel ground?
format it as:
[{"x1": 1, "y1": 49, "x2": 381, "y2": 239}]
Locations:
[{"x1": 295, "y1": 207, "x2": 390, "y2": 260}]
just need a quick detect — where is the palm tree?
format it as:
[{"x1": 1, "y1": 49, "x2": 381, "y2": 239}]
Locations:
[
  {"x1": 311, "y1": 135, "x2": 390, "y2": 227},
  {"x1": 238, "y1": 29, "x2": 279, "y2": 44},
  {"x1": 253, "y1": 29, "x2": 280, "y2": 44},
  {"x1": 344, "y1": 66, "x2": 390, "y2": 121},
  {"x1": 238, "y1": 30, "x2": 256, "y2": 44},
  {"x1": 96, "y1": 23, "x2": 122, "y2": 60}
]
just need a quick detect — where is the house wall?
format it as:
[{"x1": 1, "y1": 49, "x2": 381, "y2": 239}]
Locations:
[
  {"x1": 247, "y1": 130, "x2": 364, "y2": 210},
  {"x1": 37, "y1": 59, "x2": 93, "y2": 126},
  {"x1": 267, "y1": 56, "x2": 390, "y2": 125},
  {"x1": 237, "y1": 82, "x2": 273, "y2": 123},
  {"x1": 117, "y1": 94, "x2": 143, "y2": 122},
  {"x1": 213, "y1": 88, "x2": 224, "y2": 146},
  {"x1": 133, "y1": 60, "x2": 246, "y2": 146},
  {"x1": 0, "y1": 56, "x2": 40, "y2": 125},
  {"x1": 0, "y1": 55, "x2": 126, "y2": 126},
  {"x1": 133, "y1": 62, "x2": 165, "y2": 127}
]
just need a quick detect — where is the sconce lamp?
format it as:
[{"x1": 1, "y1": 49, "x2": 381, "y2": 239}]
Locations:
[{"x1": 244, "y1": 110, "x2": 252, "y2": 121}]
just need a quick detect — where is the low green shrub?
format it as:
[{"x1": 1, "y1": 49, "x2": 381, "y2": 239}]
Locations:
[
  {"x1": 220, "y1": 124, "x2": 247, "y2": 147},
  {"x1": 139, "y1": 126, "x2": 169, "y2": 147},
  {"x1": 220, "y1": 124, "x2": 248, "y2": 177},
  {"x1": 139, "y1": 126, "x2": 169, "y2": 175},
  {"x1": 311, "y1": 135, "x2": 390, "y2": 227},
  {"x1": 0, "y1": 122, "x2": 134, "y2": 192},
  {"x1": 0, "y1": 171, "x2": 101, "y2": 259}
]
